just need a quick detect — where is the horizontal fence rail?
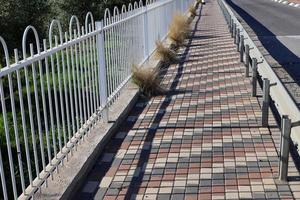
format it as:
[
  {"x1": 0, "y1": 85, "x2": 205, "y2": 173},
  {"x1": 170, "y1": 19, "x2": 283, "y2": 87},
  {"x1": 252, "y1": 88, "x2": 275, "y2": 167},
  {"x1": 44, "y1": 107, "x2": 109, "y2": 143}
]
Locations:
[
  {"x1": 0, "y1": 0, "x2": 194, "y2": 199},
  {"x1": 218, "y1": 0, "x2": 300, "y2": 162}
]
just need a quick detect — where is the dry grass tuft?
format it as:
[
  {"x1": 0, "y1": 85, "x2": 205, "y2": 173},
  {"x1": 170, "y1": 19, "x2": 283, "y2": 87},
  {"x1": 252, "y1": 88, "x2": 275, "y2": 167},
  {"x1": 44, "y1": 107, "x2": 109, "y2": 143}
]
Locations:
[
  {"x1": 189, "y1": 5, "x2": 197, "y2": 17},
  {"x1": 155, "y1": 41, "x2": 177, "y2": 63},
  {"x1": 168, "y1": 13, "x2": 190, "y2": 46},
  {"x1": 132, "y1": 65, "x2": 165, "y2": 97}
]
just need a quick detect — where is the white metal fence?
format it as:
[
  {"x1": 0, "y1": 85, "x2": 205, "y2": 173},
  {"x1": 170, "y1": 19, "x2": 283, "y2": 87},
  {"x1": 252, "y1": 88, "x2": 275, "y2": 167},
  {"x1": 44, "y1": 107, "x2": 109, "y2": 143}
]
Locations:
[{"x1": 0, "y1": 0, "x2": 194, "y2": 199}]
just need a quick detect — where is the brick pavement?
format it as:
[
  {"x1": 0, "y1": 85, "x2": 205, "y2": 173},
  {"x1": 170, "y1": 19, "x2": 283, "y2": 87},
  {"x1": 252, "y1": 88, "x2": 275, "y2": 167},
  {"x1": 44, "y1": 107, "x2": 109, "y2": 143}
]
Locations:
[{"x1": 75, "y1": 0, "x2": 300, "y2": 199}]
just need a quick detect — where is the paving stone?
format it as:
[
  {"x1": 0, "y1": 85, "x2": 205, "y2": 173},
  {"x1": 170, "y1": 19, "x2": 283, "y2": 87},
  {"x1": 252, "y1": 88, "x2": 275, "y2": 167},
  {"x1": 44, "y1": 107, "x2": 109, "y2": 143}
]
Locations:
[
  {"x1": 171, "y1": 194, "x2": 184, "y2": 200},
  {"x1": 75, "y1": 0, "x2": 299, "y2": 199}
]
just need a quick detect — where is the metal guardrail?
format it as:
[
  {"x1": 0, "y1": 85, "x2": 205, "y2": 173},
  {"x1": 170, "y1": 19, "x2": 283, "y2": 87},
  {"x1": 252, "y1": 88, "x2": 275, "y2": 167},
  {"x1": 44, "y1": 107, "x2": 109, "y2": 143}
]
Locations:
[
  {"x1": 0, "y1": 0, "x2": 194, "y2": 199},
  {"x1": 218, "y1": 0, "x2": 299, "y2": 180}
]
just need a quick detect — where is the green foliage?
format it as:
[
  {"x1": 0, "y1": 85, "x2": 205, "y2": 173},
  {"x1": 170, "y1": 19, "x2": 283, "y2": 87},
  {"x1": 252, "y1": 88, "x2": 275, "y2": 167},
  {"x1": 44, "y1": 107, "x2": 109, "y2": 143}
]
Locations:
[
  {"x1": 0, "y1": 0, "x2": 50, "y2": 52},
  {"x1": 0, "y1": 0, "x2": 140, "y2": 58}
]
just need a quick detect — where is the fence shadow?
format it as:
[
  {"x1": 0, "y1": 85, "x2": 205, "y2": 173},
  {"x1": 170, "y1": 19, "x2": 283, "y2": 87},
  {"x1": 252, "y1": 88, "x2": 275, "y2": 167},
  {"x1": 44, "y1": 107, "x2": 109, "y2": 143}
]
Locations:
[{"x1": 123, "y1": 4, "x2": 203, "y2": 199}]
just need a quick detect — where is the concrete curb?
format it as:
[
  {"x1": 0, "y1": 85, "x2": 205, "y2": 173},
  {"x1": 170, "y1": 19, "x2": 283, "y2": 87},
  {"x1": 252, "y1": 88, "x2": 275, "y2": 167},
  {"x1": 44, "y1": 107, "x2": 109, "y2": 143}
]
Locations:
[{"x1": 271, "y1": 0, "x2": 300, "y2": 7}]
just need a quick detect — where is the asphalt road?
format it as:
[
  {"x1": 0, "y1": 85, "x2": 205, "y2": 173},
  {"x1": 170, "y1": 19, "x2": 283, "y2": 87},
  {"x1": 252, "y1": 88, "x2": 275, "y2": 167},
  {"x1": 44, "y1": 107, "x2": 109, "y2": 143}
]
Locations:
[
  {"x1": 225, "y1": 0, "x2": 300, "y2": 62},
  {"x1": 225, "y1": 0, "x2": 300, "y2": 104}
]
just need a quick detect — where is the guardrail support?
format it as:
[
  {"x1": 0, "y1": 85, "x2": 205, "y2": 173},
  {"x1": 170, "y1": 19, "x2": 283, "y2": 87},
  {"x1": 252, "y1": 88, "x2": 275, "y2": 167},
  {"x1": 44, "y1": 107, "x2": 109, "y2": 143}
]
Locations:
[
  {"x1": 240, "y1": 35, "x2": 244, "y2": 62},
  {"x1": 228, "y1": 16, "x2": 231, "y2": 29},
  {"x1": 262, "y1": 78, "x2": 270, "y2": 127},
  {"x1": 252, "y1": 58, "x2": 257, "y2": 97},
  {"x1": 96, "y1": 21, "x2": 109, "y2": 122},
  {"x1": 236, "y1": 29, "x2": 240, "y2": 48},
  {"x1": 230, "y1": 19, "x2": 234, "y2": 37},
  {"x1": 279, "y1": 115, "x2": 291, "y2": 181},
  {"x1": 245, "y1": 45, "x2": 250, "y2": 77},
  {"x1": 233, "y1": 23, "x2": 236, "y2": 40}
]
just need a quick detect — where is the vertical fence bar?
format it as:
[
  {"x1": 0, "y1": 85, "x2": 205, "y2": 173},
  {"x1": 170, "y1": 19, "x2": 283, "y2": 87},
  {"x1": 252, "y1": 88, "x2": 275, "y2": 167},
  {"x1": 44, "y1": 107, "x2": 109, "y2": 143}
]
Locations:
[
  {"x1": 39, "y1": 40, "x2": 52, "y2": 168},
  {"x1": 96, "y1": 21, "x2": 109, "y2": 122},
  {"x1": 279, "y1": 115, "x2": 291, "y2": 181},
  {"x1": 24, "y1": 59, "x2": 40, "y2": 178},
  {"x1": 262, "y1": 78, "x2": 270, "y2": 127},
  {"x1": 81, "y1": 27, "x2": 88, "y2": 131},
  {"x1": 143, "y1": 6, "x2": 149, "y2": 59},
  {"x1": 44, "y1": 41, "x2": 58, "y2": 162},
  {"x1": 64, "y1": 33, "x2": 76, "y2": 138},
  {"x1": 30, "y1": 43, "x2": 47, "y2": 173},
  {"x1": 0, "y1": 148, "x2": 8, "y2": 200},
  {"x1": 15, "y1": 49, "x2": 33, "y2": 187},
  {"x1": 252, "y1": 58, "x2": 257, "y2": 97},
  {"x1": 0, "y1": 79, "x2": 18, "y2": 199},
  {"x1": 74, "y1": 30, "x2": 82, "y2": 133},
  {"x1": 8, "y1": 56, "x2": 26, "y2": 192},
  {"x1": 61, "y1": 35, "x2": 71, "y2": 143}
]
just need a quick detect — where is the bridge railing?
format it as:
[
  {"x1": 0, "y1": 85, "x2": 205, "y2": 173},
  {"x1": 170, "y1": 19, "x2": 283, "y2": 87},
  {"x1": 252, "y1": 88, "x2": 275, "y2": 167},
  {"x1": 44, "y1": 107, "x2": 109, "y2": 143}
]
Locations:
[{"x1": 0, "y1": 0, "x2": 194, "y2": 199}]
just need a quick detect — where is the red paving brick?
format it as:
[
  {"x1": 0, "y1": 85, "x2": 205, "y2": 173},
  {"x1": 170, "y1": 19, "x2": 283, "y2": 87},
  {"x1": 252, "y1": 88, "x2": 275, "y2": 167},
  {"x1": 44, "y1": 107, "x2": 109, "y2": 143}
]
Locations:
[{"x1": 76, "y1": 0, "x2": 300, "y2": 199}]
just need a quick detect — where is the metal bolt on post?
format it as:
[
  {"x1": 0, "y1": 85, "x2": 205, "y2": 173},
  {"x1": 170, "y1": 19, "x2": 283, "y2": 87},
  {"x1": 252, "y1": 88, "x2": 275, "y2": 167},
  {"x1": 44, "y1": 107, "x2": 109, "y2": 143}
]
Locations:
[
  {"x1": 262, "y1": 78, "x2": 270, "y2": 127},
  {"x1": 236, "y1": 29, "x2": 240, "y2": 48},
  {"x1": 279, "y1": 115, "x2": 291, "y2": 181},
  {"x1": 252, "y1": 58, "x2": 257, "y2": 97},
  {"x1": 245, "y1": 45, "x2": 250, "y2": 77},
  {"x1": 240, "y1": 35, "x2": 244, "y2": 62}
]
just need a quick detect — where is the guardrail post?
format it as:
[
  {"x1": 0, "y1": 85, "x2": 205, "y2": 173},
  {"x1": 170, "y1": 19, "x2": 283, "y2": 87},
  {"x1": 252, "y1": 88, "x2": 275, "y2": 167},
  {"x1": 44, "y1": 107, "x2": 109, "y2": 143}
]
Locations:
[
  {"x1": 143, "y1": 6, "x2": 149, "y2": 59},
  {"x1": 236, "y1": 29, "x2": 240, "y2": 48},
  {"x1": 96, "y1": 21, "x2": 109, "y2": 122},
  {"x1": 252, "y1": 58, "x2": 257, "y2": 97},
  {"x1": 233, "y1": 23, "x2": 236, "y2": 40},
  {"x1": 231, "y1": 20, "x2": 234, "y2": 37},
  {"x1": 240, "y1": 35, "x2": 244, "y2": 62},
  {"x1": 279, "y1": 115, "x2": 291, "y2": 181},
  {"x1": 262, "y1": 78, "x2": 270, "y2": 127},
  {"x1": 245, "y1": 45, "x2": 250, "y2": 77},
  {"x1": 228, "y1": 16, "x2": 232, "y2": 29}
]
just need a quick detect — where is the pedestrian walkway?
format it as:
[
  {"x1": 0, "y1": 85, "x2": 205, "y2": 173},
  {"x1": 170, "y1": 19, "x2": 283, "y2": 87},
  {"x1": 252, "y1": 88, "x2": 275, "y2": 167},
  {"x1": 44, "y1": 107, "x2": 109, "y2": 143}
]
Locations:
[{"x1": 76, "y1": 0, "x2": 300, "y2": 199}]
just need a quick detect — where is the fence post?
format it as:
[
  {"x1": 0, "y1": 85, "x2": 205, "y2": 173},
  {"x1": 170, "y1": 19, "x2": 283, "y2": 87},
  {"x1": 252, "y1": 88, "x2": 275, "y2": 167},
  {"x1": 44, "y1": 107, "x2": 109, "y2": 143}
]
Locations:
[
  {"x1": 240, "y1": 35, "x2": 244, "y2": 62},
  {"x1": 279, "y1": 115, "x2": 291, "y2": 181},
  {"x1": 96, "y1": 21, "x2": 109, "y2": 122},
  {"x1": 143, "y1": 6, "x2": 149, "y2": 59},
  {"x1": 262, "y1": 78, "x2": 270, "y2": 127},
  {"x1": 245, "y1": 45, "x2": 250, "y2": 77},
  {"x1": 252, "y1": 58, "x2": 257, "y2": 97}
]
